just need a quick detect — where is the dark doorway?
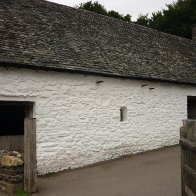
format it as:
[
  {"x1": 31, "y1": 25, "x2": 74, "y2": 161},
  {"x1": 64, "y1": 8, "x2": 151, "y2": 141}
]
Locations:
[
  {"x1": 0, "y1": 101, "x2": 33, "y2": 152},
  {"x1": 0, "y1": 104, "x2": 25, "y2": 136},
  {"x1": 187, "y1": 96, "x2": 196, "y2": 119},
  {"x1": 0, "y1": 101, "x2": 36, "y2": 193}
]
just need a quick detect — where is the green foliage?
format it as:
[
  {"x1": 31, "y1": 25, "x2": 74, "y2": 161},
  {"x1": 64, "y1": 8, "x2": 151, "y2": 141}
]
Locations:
[
  {"x1": 135, "y1": 0, "x2": 196, "y2": 39},
  {"x1": 78, "y1": 1, "x2": 131, "y2": 22},
  {"x1": 136, "y1": 14, "x2": 149, "y2": 26},
  {"x1": 16, "y1": 190, "x2": 28, "y2": 196},
  {"x1": 108, "y1": 10, "x2": 124, "y2": 20},
  {"x1": 124, "y1": 14, "x2": 131, "y2": 22},
  {"x1": 78, "y1": 0, "x2": 195, "y2": 39},
  {"x1": 78, "y1": 1, "x2": 107, "y2": 15}
]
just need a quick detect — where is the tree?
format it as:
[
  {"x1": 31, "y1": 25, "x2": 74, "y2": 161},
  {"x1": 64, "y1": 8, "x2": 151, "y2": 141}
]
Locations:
[
  {"x1": 124, "y1": 14, "x2": 131, "y2": 22},
  {"x1": 78, "y1": 0, "x2": 196, "y2": 39},
  {"x1": 78, "y1": 1, "x2": 107, "y2": 15},
  {"x1": 78, "y1": 1, "x2": 132, "y2": 22},
  {"x1": 135, "y1": 0, "x2": 196, "y2": 39},
  {"x1": 108, "y1": 10, "x2": 124, "y2": 20},
  {"x1": 135, "y1": 14, "x2": 149, "y2": 26}
]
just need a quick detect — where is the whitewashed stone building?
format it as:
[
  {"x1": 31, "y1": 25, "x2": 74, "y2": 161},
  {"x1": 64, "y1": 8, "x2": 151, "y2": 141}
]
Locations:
[{"x1": 0, "y1": 0, "x2": 196, "y2": 175}]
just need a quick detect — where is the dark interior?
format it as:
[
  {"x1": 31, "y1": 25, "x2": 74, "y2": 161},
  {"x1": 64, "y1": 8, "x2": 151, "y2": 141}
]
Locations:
[
  {"x1": 187, "y1": 96, "x2": 196, "y2": 119},
  {"x1": 0, "y1": 104, "x2": 25, "y2": 136}
]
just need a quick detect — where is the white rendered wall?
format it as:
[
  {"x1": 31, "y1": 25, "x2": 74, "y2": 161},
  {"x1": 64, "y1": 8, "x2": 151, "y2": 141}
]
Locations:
[{"x1": 0, "y1": 67, "x2": 195, "y2": 175}]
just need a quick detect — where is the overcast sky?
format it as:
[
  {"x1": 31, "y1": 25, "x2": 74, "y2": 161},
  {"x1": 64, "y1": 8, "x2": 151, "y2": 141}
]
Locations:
[{"x1": 47, "y1": 0, "x2": 176, "y2": 21}]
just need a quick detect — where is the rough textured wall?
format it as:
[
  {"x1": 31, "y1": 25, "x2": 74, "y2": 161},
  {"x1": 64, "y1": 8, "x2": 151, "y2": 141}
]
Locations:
[{"x1": 0, "y1": 67, "x2": 196, "y2": 175}]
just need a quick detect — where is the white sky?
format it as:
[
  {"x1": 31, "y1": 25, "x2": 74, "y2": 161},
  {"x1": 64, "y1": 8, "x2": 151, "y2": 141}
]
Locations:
[{"x1": 47, "y1": 0, "x2": 176, "y2": 21}]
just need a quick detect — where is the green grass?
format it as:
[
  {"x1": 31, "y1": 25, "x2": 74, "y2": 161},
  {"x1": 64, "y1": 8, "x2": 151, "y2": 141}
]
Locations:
[{"x1": 16, "y1": 190, "x2": 28, "y2": 196}]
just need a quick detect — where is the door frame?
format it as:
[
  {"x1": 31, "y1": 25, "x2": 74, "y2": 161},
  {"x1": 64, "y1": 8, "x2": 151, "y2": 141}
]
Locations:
[{"x1": 24, "y1": 102, "x2": 37, "y2": 193}]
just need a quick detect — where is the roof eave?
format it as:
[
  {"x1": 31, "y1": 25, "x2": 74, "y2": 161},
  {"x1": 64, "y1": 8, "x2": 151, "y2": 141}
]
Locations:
[{"x1": 0, "y1": 61, "x2": 195, "y2": 86}]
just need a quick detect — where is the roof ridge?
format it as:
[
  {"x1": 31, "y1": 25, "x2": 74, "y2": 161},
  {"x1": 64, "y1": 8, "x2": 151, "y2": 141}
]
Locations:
[
  {"x1": 1, "y1": 0, "x2": 196, "y2": 85},
  {"x1": 43, "y1": 0, "x2": 194, "y2": 43}
]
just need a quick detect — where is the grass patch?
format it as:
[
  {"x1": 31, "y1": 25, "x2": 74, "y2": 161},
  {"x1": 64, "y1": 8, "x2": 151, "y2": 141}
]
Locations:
[{"x1": 16, "y1": 190, "x2": 28, "y2": 196}]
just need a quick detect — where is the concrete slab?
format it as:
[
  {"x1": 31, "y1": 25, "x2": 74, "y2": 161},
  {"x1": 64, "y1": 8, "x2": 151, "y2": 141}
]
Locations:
[{"x1": 1, "y1": 146, "x2": 181, "y2": 196}]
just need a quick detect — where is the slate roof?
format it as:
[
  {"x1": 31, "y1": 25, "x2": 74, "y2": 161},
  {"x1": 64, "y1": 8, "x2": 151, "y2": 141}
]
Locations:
[{"x1": 0, "y1": 0, "x2": 196, "y2": 85}]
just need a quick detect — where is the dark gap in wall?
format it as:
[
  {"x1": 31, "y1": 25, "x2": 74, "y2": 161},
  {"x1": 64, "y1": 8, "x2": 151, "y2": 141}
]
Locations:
[
  {"x1": 187, "y1": 96, "x2": 196, "y2": 119},
  {"x1": 120, "y1": 107, "x2": 127, "y2": 122},
  {"x1": 120, "y1": 108, "x2": 123, "y2": 122},
  {"x1": 0, "y1": 104, "x2": 25, "y2": 136}
]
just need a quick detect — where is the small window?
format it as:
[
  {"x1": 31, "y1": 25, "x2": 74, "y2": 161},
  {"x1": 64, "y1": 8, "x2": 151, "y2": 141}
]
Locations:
[
  {"x1": 120, "y1": 107, "x2": 127, "y2": 122},
  {"x1": 187, "y1": 96, "x2": 196, "y2": 119}
]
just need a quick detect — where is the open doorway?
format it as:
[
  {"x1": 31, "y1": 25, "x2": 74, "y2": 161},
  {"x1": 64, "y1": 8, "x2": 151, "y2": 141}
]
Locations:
[
  {"x1": 187, "y1": 96, "x2": 196, "y2": 119},
  {"x1": 0, "y1": 101, "x2": 36, "y2": 194},
  {"x1": 0, "y1": 103, "x2": 25, "y2": 152}
]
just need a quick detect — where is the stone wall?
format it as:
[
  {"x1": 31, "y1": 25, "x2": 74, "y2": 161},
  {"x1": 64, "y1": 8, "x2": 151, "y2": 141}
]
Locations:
[
  {"x1": 0, "y1": 166, "x2": 23, "y2": 184},
  {"x1": 0, "y1": 150, "x2": 24, "y2": 193},
  {"x1": 0, "y1": 67, "x2": 196, "y2": 175}
]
